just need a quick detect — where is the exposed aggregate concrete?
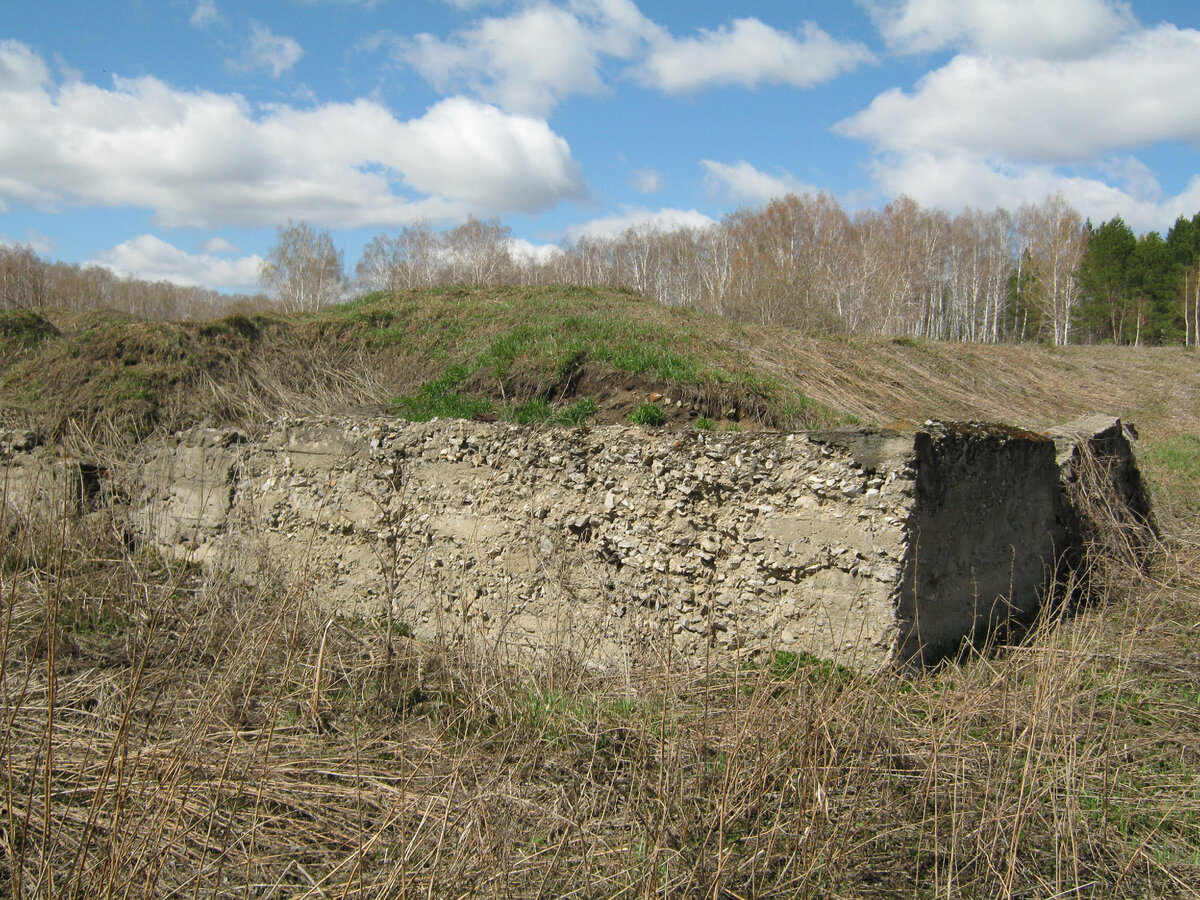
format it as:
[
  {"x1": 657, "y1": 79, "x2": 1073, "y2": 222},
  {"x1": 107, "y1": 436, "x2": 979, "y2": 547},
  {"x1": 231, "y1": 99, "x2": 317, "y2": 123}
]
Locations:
[{"x1": 2, "y1": 415, "x2": 1152, "y2": 672}]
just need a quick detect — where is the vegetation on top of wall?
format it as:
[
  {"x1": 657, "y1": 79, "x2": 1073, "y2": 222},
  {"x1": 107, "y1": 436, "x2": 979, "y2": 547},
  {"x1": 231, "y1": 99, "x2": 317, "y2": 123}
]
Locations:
[{"x1": 0, "y1": 285, "x2": 844, "y2": 441}]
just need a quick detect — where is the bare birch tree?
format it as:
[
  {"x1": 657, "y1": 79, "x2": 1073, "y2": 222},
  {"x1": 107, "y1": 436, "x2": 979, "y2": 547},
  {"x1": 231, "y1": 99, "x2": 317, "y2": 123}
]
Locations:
[{"x1": 260, "y1": 221, "x2": 344, "y2": 313}]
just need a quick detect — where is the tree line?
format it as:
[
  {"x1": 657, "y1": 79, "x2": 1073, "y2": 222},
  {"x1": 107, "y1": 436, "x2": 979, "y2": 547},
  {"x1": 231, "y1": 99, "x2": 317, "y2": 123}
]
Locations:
[
  {"x1": 5, "y1": 193, "x2": 1200, "y2": 346},
  {"x1": 1075, "y1": 215, "x2": 1200, "y2": 346},
  {"x1": 0, "y1": 244, "x2": 269, "y2": 320},
  {"x1": 347, "y1": 193, "x2": 1200, "y2": 346}
]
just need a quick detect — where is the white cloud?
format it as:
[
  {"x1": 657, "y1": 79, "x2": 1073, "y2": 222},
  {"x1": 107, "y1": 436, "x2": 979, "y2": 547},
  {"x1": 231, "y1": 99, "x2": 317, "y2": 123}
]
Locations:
[
  {"x1": 1, "y1": 229, "x2": 57, "y2": 256},
  {"x1": 190, "y1": 0, "x2": 222, "y2": 29},
  {"x1": 858, "y1": 147, "x2": 1200, "y2": 234},
  {"x1": 0, "y1": 42, "x2": 585, "y2": 228},
  {"x1": 839, "y1": 25, "x2": 1200, "y2": 163},
  {"x1": 564, "y1": 207, "x2": 716, "y2": 241},
  {"x1": 507, "y1": 237, "x2": 563, "y2": 264},
  {"x1": 397, "y1": 3, "x2": 865, "y2": 113},
  {"x1": 397, "y1": 0, "x2": 664, "y2": 116},
  {"x1": 636, "y1": 19, "x2": 873, "y2": 93},
  {"x1": 837, "y1": 21, "x2": 1200, "y2": 232},
  {"x1": 701, "y1": 160, "x2": 816, "y2": 205},
  {"x1": 90, "y1": 234, "x2": 264, "y2": 291},
  {"x1": 227, "y1": 22, "x2": 303, "y2": 78},
  {"x1": 0, "y1": 39, "x2": 49, "y2": 92},
  {"x1": 201, "y1": 236, "x2": 240, "y2": 254},
  {"x1": 569, "y1": 0, "x2": 662, "y2": 57},
  {"x1": 629, "y1": 168, "x2": 663, "y2": 194},
  {"x1": 402, "y1": 4, "x2": 608, "y2": 116},
  {"x1": 390, "y1": 97, "x2": 584, "y2": 212},
  {"x1": 862, "y1": 0, "x2": 1136, "y2": 58}
]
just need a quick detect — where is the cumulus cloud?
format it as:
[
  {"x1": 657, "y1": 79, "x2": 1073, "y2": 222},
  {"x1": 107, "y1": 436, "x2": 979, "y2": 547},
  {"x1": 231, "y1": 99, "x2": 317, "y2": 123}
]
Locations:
[
  {"x1": 190, "y1": 0, "x2": 222, "y2": 29},
  {"x1": 90, "y1": 234, "x2": 264, "y2": 291},
  {"x1": 0, "y1": 39, "x2": 49, "y2": 92},
  {"x1": 507, "y1": 237, "x2": 563, "y2": 264},
  {"x1": 564, "y1": 207, "x2": 716, "y2": 241},
  {"x1": 629, "y1": 168, "x2": 663, "y2": 194},
  {"x1": 862, "y1": 0, "x2": 1137, "y2": 58},
  {"x1": 226, "y1": 22, "x2": 303, "y2": 78},
  {"x1": 201, "y1": 236, "x2": 240, "y2": 253},
  {"x1": 840, "y1": 26, "x2": 1200, "y2": 164},
  {"x1": 701, "y1": 160, "x2": 816, "y2": 205},
  {"x1": 636, "y1": 19, "x2": 873, "y2": 93},
  {"x1": 402, "y1": 4, "x2": 610, "y2": 116},
  {"x1": 0, "y1": 41, "x2": 585, "y2": 228},
  {"x1": 859, "y1": 147, "x2": 1200, "y2": 234},
  {"x1": 837, "y1": 20, "x2": 1200, "y2": 232},
  {"x1": 395, "y1": 2, "x2": 866, "y2": 113}
]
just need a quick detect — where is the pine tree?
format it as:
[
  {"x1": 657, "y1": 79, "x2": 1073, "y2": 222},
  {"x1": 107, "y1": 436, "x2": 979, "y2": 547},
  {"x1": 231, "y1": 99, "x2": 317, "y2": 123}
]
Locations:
[{"x1": 1075, "y1": 217, "x2": 1136, "y2": 343}]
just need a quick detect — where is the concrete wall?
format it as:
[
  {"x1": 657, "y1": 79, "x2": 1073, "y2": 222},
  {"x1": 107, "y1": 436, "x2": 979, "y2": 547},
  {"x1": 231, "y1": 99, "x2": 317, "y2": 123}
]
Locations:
[{"x1": 2, "y1": 416, "x2": 1151, "y2": 672}]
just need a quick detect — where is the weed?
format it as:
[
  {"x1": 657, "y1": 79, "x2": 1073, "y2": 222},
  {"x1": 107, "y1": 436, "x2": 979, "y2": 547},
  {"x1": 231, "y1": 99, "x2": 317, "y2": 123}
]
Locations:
[
  {"x1": 550, "y1": 397, "x2": 597, "y2": 426},
  {"x1": 0, "y1": 309, "x2": 58, "y2": 353},
  {"x1": 695, "y1": 416, "x2": 715, "y2": 430},
  {"x1": 391, "y1": 367, "x2": 495, "y2": 421},
  {"x1": 509, "y1": 398, "x2": 552, "y2": 424},
  {"x1": 629, "y1": 402, "x2": 667, "y2": 426},
  {"x1": 768, "y1": 649, "x2": 857, "y2": 686}
]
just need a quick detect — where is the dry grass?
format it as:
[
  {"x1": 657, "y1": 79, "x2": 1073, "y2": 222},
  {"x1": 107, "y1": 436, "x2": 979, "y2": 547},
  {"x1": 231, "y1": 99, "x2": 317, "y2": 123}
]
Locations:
[
  {"x1": 3, "y1": 446, "x2": 1200, "y2": 898},
  {"x1": 746, "y1": 333, "x2": 1199, "y2": 437},
  {"x1": 3, "y1": 289, "x2": 1200, "y2": 896}
]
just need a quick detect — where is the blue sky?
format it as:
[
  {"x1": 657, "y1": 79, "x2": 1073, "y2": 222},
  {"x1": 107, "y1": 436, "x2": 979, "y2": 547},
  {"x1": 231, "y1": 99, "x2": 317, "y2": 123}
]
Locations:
[{"x1": 3, "y1": 0, "x2": 1200, "y2": 292}]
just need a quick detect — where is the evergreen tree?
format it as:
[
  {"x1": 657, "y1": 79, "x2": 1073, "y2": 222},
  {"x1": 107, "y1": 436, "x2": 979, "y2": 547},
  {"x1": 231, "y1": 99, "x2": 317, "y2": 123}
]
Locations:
[
  {"x1": 1075, "y1": 217, "x2": 1136, "y2": 343},
  {"x1": 1166, "y1": 214, "x2": 1200, "y2": 346},
  {"x1": 1129, "y1": 231, "x2": 1178, "y2": 344}
]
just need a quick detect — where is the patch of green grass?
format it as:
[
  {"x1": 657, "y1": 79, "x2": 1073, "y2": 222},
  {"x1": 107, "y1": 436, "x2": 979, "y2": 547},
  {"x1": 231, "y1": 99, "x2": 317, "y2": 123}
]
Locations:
[
  {"x1": 509, "y1": 398, "x2": 552, "y2": 424},
  {"x1": 1142, "y1": 433, "x2": 1200, "y2": 509},
  {"x1": 114, "y1": 372, "x2": 158, "y2": 404},
  {"x1": 59, "y1": 605, "x2": 129, "y2": 638},
  {"x1": 695, "y1": 416, "x2": 715, "y2": 430},
  {"x1": 391, "y1": 367, "x2": 494, "y2": 422},
  {"x1": 768, "y1": 650, "x2": 857, "y2": 687},
  {"x1": 0, "y1": 308, "x2": 59, "y2": 354},
  {"x1": 550, "y1": 398, "x2": 596, "y2": 426},
  {"x1": 629, "y1": 402, "x2": 667, "y2": 427},
  {"x1": 198, "y1": 313, "x2": 265, "y2": 341},
  {"x1": 481, "y1": 327, "x2": 537, "y2": 380}
]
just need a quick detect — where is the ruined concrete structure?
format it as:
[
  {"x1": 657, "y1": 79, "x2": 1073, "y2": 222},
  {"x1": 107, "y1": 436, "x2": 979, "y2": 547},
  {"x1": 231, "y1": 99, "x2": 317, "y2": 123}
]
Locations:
[{"x1": 2, "y1": 415, "x2": 1152, "y2": 672}]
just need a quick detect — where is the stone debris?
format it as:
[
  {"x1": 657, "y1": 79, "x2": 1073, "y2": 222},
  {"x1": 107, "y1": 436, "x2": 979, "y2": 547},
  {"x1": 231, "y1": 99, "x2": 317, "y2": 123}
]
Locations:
[{"x1": 2, "y1": 416, "x2": 1153, "y2": 672}]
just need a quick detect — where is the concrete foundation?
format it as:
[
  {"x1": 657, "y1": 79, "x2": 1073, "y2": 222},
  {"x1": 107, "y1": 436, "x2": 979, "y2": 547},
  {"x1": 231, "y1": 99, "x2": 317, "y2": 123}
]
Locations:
[{"x1": 2, "y1": 416, "x2": 1151, "y2": 672}]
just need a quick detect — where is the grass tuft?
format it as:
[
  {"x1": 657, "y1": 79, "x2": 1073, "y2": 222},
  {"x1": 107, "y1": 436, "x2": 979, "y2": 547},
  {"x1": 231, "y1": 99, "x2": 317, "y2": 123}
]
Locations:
[{"x1": 629, "y1": 402, "x2": 667, "y2": 426}]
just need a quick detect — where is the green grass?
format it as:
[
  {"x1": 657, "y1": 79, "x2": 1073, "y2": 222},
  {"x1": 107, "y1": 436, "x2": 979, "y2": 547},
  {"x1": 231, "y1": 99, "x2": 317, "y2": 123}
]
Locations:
[
  {"x1": 509, "y1": 397, "x2": 553, "y2": 424},
  {"x1": 1142, "y1": 433, "x2": 1200, "y2": 511},
  {"x1": 0, "y1": 309, "x2": 59, "y2": 353},
  {"x1": 550, "y1": 398, "x2": 597, "y2": 426},
  {"x1": 390, "y1": 367, "x2": 495, "y2": 422},
  {"x1": 629, "y1": 402, "x2": 667, "y2": 426},
  {"x1": 322, "y1": 286, "x2": 836, "y2": 428}
]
